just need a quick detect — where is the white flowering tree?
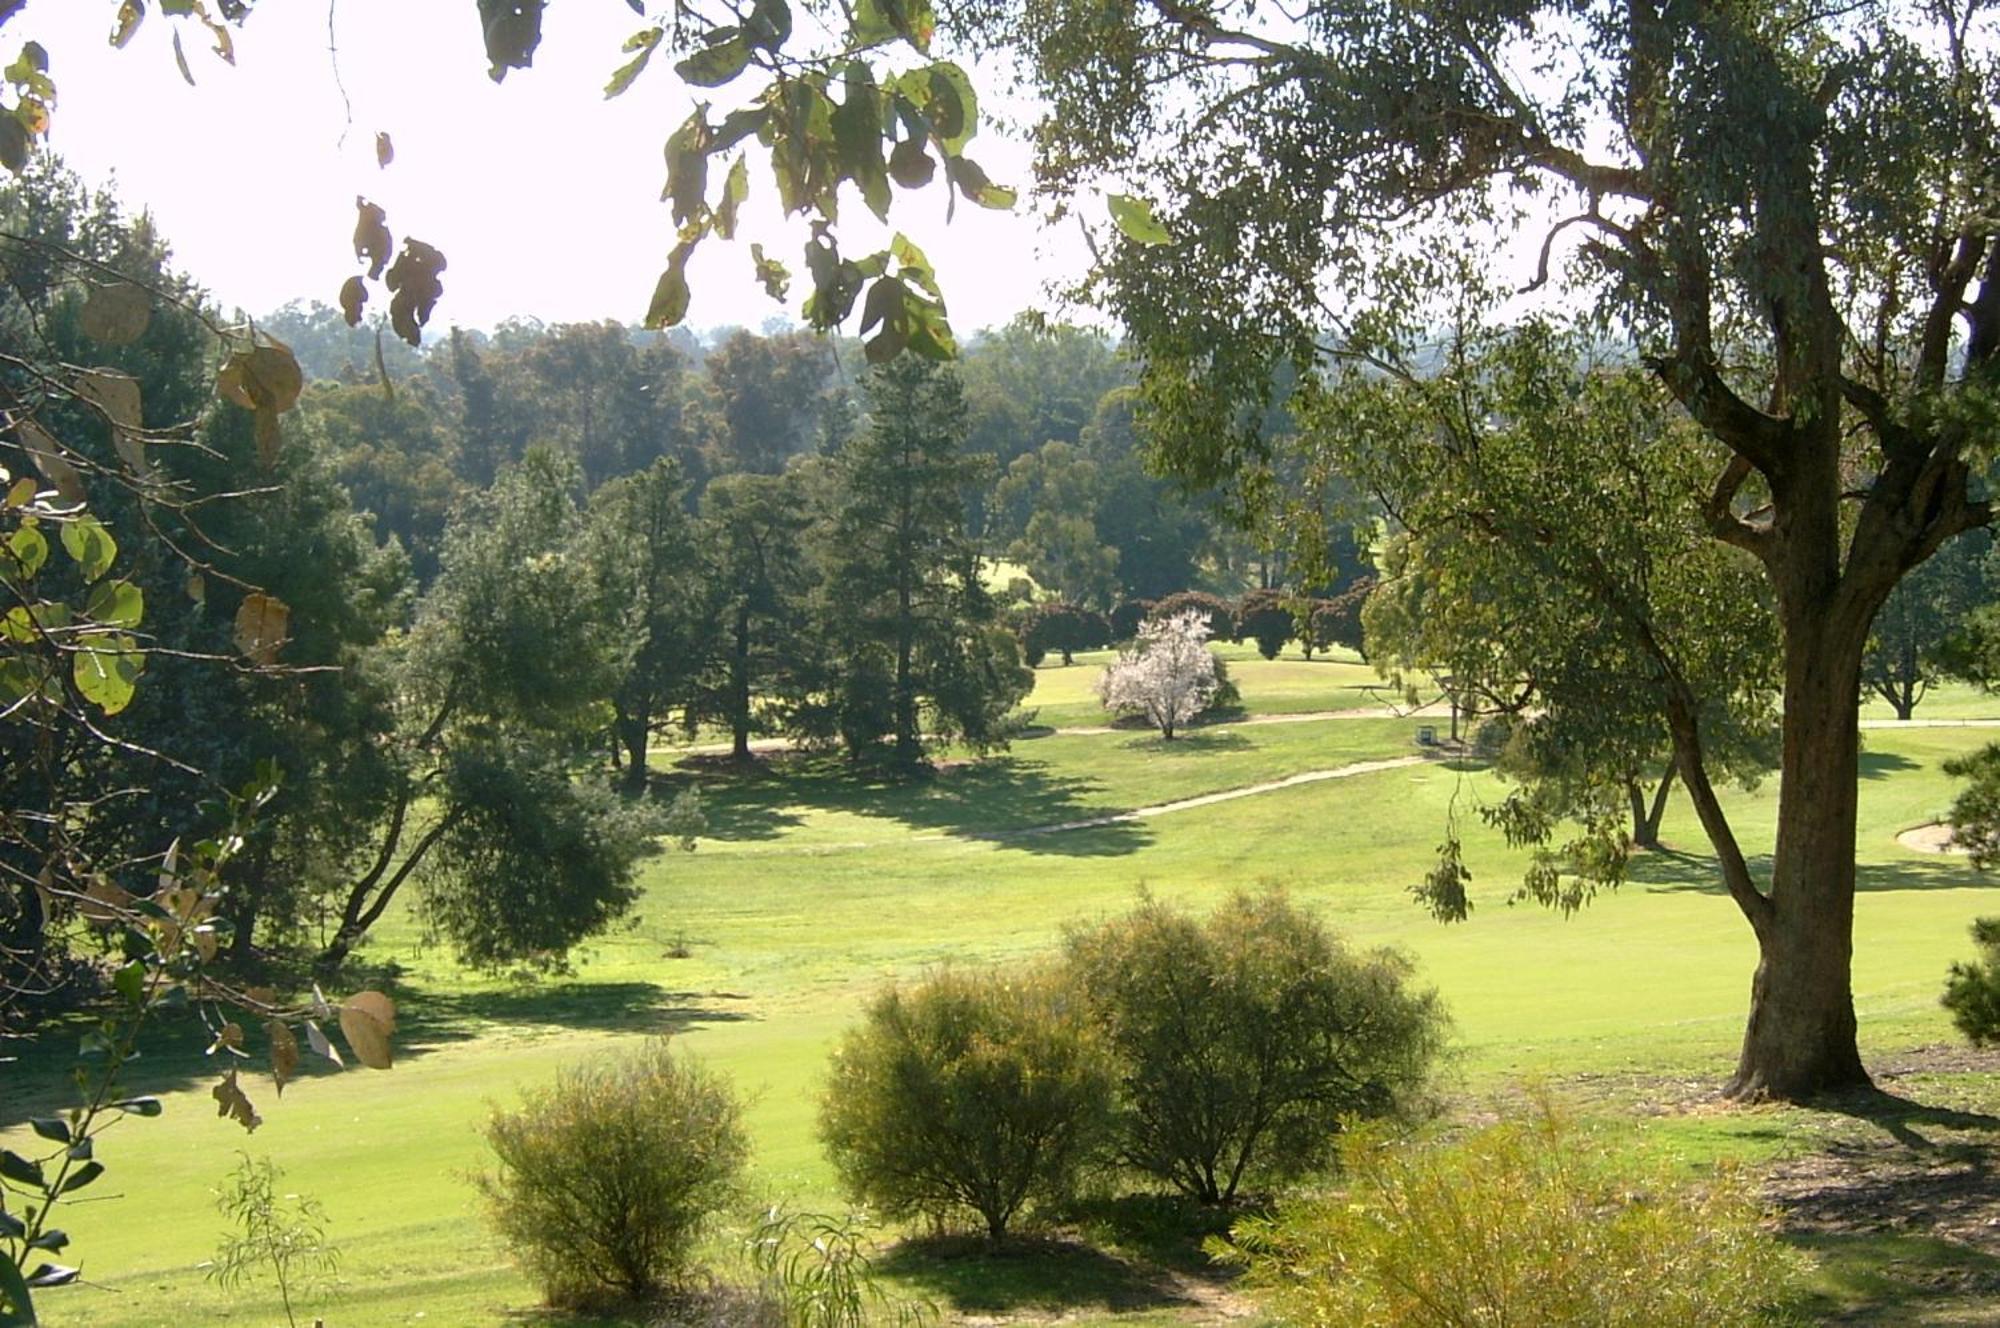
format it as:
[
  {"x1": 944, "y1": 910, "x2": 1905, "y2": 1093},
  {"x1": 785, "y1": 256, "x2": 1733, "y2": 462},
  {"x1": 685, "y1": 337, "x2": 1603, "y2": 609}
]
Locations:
[{"x1": 1096, "y1": 610, "x2": 1220, "y2": 740}]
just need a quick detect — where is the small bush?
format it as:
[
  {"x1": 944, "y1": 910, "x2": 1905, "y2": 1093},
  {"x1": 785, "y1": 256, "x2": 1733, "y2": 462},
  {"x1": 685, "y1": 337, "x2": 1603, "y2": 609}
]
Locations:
[
  {"x1": 750, "y1": 1208, "x2": 938, "y2": 1328},
  {"x1": 1220, "y1": 1107, "x2": 1808, "y2": 1328},
  {"x1": 1065, "y1": 891, "x2": 1445, "y2": 1204},
  {"x1": 1148, "y1": 590, "x2": 1234, "y2": 640},
  {"x1": 1943, "y1": 916, "x2": 2000, "y2": 1044},
  {"x1": 818, "y1": 965, "x2": 1112, "y2": 1242},
  {"x1": 1021, "y1": 602, "x2": 1113, "y2": 665},
  {"x1": 1308, "y1": 576, "x2": 1374, "y2": 657},
  {"x1": 477, "y1": 1039, "x2": 748, "y2": 1308},
  {"x1": 1109, "y1": 597, "x2": 1154, "y2": 641}
]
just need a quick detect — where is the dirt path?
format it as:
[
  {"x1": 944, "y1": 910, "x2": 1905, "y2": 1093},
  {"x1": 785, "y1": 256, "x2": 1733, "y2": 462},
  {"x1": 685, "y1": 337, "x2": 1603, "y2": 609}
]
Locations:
[{"x1": 991, "y1": 755, "x2": 1429, "y2": 838}]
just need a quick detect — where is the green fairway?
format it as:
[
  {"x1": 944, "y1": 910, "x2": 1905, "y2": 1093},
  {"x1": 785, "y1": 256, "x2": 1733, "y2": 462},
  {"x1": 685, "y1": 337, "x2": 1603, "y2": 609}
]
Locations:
[{"x1": 9, "y1": 659, "x2": 2000, "y2": 1327}]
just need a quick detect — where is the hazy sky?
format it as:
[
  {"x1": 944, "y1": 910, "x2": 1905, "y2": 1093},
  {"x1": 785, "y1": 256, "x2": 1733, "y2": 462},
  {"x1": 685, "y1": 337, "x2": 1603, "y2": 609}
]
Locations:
[{"x1": 13, "y1": 2, "x2": 1089, "y2": 339}]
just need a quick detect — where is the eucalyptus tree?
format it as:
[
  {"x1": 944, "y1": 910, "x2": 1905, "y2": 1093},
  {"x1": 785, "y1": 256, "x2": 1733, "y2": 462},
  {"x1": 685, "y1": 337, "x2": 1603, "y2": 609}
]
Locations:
[
  {"x1": 692, "y1": 469, "x2": 818, "y2": 760},
  {"x1": 1351, "y1": 330, "x2": 1781, "y2": 870}
]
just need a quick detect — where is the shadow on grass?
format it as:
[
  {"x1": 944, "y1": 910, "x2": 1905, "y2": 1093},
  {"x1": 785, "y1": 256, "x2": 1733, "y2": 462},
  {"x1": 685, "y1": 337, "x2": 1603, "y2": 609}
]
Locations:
[
  {"x1": 875, "y1": 1233, "x2": 1199, "y2": 1315},
  {"x1": 666, "y1": 752, "x2": 1152, "y2": 858},
  {"x1": 1062, "y1": 1192, "x2": 1246, "y2": 1280},
  {"x1": 1, "y1": 981, "x2": 754, "y2": 1127},
  {"x1": 1785, "y1": 1229, "x2": 2000, "y2": 1325},
  {"x1": 1858, "y1": 749, "x2": 1921, "y2": 779},
  {"x1": 1119, "y1": 730, "x2": 1255, "y2": 755},
  {"x1": 1809, "y1": 1086, "x2": 2000, "y2": 1151},
  {"x1": 1627, "y1": 846, "x2": 1983, "y2": 895}
]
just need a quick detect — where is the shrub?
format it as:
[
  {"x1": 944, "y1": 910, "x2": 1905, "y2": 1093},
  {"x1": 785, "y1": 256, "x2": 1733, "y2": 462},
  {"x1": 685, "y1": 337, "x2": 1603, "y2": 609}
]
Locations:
[
  {"x1": 477, "y1": 1039, "x2": 748, "y2": 1308},
  {"x1": 1220, "y1": 1107, "x2": 1808, "y2": 1327},
  {"x1": 750, "y1": 1208, "x2": 939, "y2": 1328},
  {"x1": 1109, "y1": 597, "x2": 1154, "y2": 641},
  {"x1": 1065, "y1": 891, "x2": 1445, "y2": 1204},
  {"x1": 1307, "y1": 575, "x2": 1375, "y2": 657},
  {"x1": 1022, "y1": 601, "x2": 1113, "y2": 665},
  {"x1": 1148, "y1": 590, "x2": 1234, "y2": 640},
  {"x1": 207, "y1": 1156, "x2": 340, "y2": 1328},
  {"x1": 1943, "y1": 917, "x2": 2000, "y2": 1044},
  {"x1": 818, "y1": 966, "x2": 1112, "y2": 1242},
  {"x1": 1235, "y1": 588, "x2": 1295, "y2": 659}
]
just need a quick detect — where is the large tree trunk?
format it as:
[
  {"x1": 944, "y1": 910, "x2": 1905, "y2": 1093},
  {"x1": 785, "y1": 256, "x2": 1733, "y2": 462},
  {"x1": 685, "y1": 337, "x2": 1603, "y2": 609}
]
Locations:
[{"x1": 1726, "y1": 596, "x2": 1873, "y2": 1099}]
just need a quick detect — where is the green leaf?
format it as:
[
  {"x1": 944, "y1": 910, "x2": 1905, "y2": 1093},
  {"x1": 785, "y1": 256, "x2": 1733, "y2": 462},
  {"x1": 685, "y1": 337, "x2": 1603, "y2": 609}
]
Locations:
[
  {"x1": 1108, "y1": 193, "x2": 1171, "y2": 246},
  {"x1": 57, "y1": 1162, "x2": 103, "y2": 1195},
  {"x1": 111, "y1": 1096, "x2": 163, "y2": 1117},
  {"x1": 749, "y1": 244, "x2": 790, "y2": 300},
  {"x1": 84, "y1": 578, "x2": 143, "y2": 629},
  {"x1": 0, "y1": 1253, "x2": 31, "y2": 1326},
  {"x1": 945, "y1": 154, "x2": 1014, "y2": 209},
  {"x1": 23, "y1": 1232, "x2": 64, "y2": 1255},
  {"x1": 111, "y1": 0, "x2": 146, "y2": 49},
  {"x1": 644, "y1": 243, "x2": 695, "y2": 329},
  {"x1": 675, "y1": 32, "x2": 750, "y2": 88},
  {"x1": 22, "y1": 1266, "x2": 74, "y2": 1290},
  {"x1": 715, "y1": 155, "x2": 749, "y2": 240},
  {"x1": 661, "y1": 108, "x2": 711, "y2": 227},
  {"x1": 745, "y1": 0, "x2": 791, "y2": 51},
  {"x1": 851, "y1": 0, "x2": 933, "y2": 52},
  {"x1": 73, "y1": 633, "x2": 144, "y2": 715},
  {"x1": 59, "y1": 515, "x2": 116, "y2": 583},
  {"x1": 112, "y1": 958, "x2": 146, "y2": 1006},
  {"x1": 603, "y1": 27, "x2": 660, "y2": 99},
  {"x1": 0, "y1": 1212, "x2": 21, "y2": 1241},
  {"x1": 2, "y1": 524, "x2": 46, "y2": 580},
  {"x1": 833, "y1": 63, "x2": 891, "y2": 222},
  {"x1": 27, "y1": 1119, "x2": 68, "y2": 1146},
  {"x1": 0, "y1": 1151, "x2": 42, "y2": 1190},
  {"x1": 888, "y1": 137, "x2": 934, "y2": 189},
  {"x1": 925, "y1": 62, "x2": 976, "y2": 152}
]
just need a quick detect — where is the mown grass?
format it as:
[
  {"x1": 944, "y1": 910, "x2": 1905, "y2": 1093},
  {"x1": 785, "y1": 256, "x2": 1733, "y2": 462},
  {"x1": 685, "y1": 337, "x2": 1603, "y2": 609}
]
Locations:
[{"x1": 7, "y1": 654, "x2": 2000, "y2": 1327}]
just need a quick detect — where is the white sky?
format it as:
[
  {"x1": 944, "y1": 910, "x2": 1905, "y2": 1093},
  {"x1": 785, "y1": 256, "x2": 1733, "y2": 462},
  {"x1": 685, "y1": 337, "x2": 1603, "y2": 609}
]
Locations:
[{"x1": 13, "y1": 2, "x2": 1088, "y2": 339}]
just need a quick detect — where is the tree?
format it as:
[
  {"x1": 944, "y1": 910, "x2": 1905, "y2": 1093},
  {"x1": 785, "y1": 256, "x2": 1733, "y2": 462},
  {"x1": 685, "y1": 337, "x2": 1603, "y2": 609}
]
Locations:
[
  {"x1": 1020, "y1": 601, "x2": 1111, "y2": 667},
  {"x1": 315, "y1": 448, "x2": 662, "y2": 973},
  {"x1": 585, "y1": 458, "x2": 702, "y2": 790},
  {"x1": 1349, "y1": 329, "x2": 1780, "y2": 892},
  {"x1": 818, "y1": 965, "x2": 1112, "y2": 1243},
  {"x1": 816, "y1": 354, "x2": 1030, "y2": 764},
  {"x1": 704, "y1": 328, "x2": 838, "y2": 475},
  {"x1": 1096, "y1": 608, "x2": 1219, "y2": 739},
  {"x1": 1863, "y1": 530, "x2": 1992, "y2": 720},
  {"x1": 1064, "y1": 892, "x2": 1444, "y2": 1205},
  {"x1": 299, "y1": 378, "x2": 463, "y2": 586},
  {"x1": 691, "y1": 469, "x2": 817, "y2": 760}
]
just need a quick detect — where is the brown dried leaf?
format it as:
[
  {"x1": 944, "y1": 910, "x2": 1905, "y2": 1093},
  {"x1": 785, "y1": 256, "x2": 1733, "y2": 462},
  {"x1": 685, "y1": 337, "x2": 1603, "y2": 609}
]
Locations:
[
  {"x1": 337, "y1": 990, "x2": 396, "y2": 1070},
  {"x1": 338, "y1": 275, "x2": 368, "y2": 327},
  {"x1": 384, "y1": 240, "x2": 447, "y2": 347},
  {"x1": 233, "y1": 592, "x2": 290, "y2": 664},
  {"x1": 74, "y1": 368, "x2": 148, "y2": 473},
  {"x1": 304, "y1": 1018, "x2": 344, "y2": 1068},
  {"x1": 78, "y1": 875, "x2": 135, "y2": 926},
  {"x1": 78, "y1": 283, "x2": 152, "y2": 346},
  {"x1": 208, "y1": 1020, "x2": 245, "y2": 1056},
  {"x1": 268, "y1": 1020, "x2": 300, "y2": 1095},
  {"x1": 15, "y1": 419, "x2": 84, "y2": 505},
  {"x1": 353, "y1": 197, "x2": 392, "y2": 280},
  {"x1": 212, "y1": 1069, "x2": 262, "y2": 1133},
  {"x1": 375, "y1": 130, "x2": 394, "y2": 168}
]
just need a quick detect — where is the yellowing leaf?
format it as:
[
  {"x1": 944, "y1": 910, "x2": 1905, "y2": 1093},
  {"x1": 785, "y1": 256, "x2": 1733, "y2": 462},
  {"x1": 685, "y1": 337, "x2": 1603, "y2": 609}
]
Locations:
[
  {"x1": 78, "y1": 283, "x2": 152, "y2": 346},
  {"x1": 16, "y1": 420, "x2": 83, "y2": 505},
  {"x1": 304, "y1": 1018, "x2": 344, "y2": 1068},
  {"x1": 74, "y1": 368, "x2": 148, "y2": 472},
  {"x1": 1108, "y1": 193, "x2": 1171, "y2": 246},
  {"x1": 79, "y1": 875, "x2": 135, "y2": 926},
  {"x1": 233, "y1": 592, "x2": 289, "y2": 664},
  {"x1": 337, "y1": 991, "x2": 396, "y2": 1070}
]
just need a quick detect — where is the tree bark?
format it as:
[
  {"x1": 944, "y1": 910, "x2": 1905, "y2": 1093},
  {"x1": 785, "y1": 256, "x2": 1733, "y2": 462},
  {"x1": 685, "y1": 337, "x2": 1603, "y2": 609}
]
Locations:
[
  {"x1": 615, "y1": 707, "x2": 650, "y2": 794},
  {"x1": 1726, "y1": 601, "x2": 1873, "y2": 1099},
  {"x1": 730, "y1": 603, "x2": 753, "y2": 761}
]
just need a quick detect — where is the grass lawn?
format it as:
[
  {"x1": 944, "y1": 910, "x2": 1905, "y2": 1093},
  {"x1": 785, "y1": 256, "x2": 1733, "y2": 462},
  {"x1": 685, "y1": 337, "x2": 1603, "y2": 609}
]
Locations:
[{"x1": 8, "y1": 660, "x2": 2000, "y2": 1326}]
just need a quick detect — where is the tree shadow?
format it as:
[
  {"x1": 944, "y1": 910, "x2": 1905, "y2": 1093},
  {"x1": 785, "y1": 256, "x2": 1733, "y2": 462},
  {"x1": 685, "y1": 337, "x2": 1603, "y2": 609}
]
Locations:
[
  {"x1": 0, "y1": 982, "x2": 755, "y2": 1127},
  {"x1": 1061, "y1": 1192, "x2": 1246, "y2": 1280},
  {"x1": 875, "y1": 1234, "x2": 1199, "y2": 1315},
  {"x1": 1859, "y1": 750, "x2": 1921, "y2": 779},
  {"x1": 1626, "y1": 846, "x2": 1986, "y2": 895},
  {"x1": 661, "y1": 752, "x2": 1153, "y2": 858},
  {"x1": 1119, "y1": 730, "x2": 1255, "y2": 755},
  {"x1": 1808, "y1": 1086, "x2": 2000, "y2": 1151}
]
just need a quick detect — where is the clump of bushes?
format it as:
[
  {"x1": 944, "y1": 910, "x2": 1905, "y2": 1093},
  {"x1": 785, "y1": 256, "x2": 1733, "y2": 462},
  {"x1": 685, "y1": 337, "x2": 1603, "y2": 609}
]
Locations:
[
  {"x1": 1307, "y1": 576, "x2": 1374, "y2": 658},
  {"x1": 477, "y1": 1039, "x2": 748, "y2": 1308},
  {"x1": 1018, "y1": 601, "x2": 1113, "y2": 666},
  {"x1": 1109, "y1": 596, "x2": 1154, "y2": 641},
  {"x1": 818, "y1": 965, "x2": 1113, "y2": 1243},
  {"x1": 1221, "y1": 1107, "x2": 1807, "y2": 1327},
  {"x1": 1943, "y1": 916, "x2": 2000, "y2": 1044},
  {"x1": 1147, "y1": 590, "x2": 1234, "y2": 640},
  {"x1": 1065, "y1": 890, "x2": 1445, "y2": 1203},
  {"x1": 1235, "y1": 588, "x2": 1296, "y2": 659}
]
